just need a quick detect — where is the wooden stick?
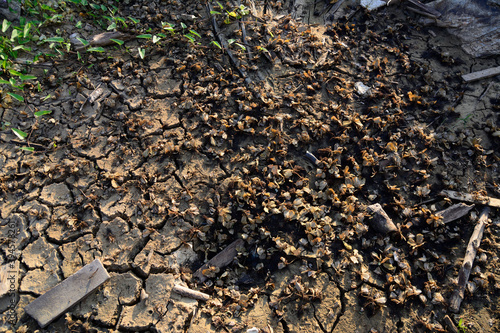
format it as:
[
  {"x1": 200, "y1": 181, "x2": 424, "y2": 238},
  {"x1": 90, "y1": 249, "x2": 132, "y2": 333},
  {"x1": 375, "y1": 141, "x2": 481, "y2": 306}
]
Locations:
[
  {"x1": 194, "y1": 239, "x2": 244, "y2": 282},
  {"x1": 436, "y1": 203, "x2": 474, "y2": 224},
  {"x1": 449, "y1": 206, "x2": 490, "y2": 313},
  {"x1": 172, "y1": 285, "x2": 210, "y2": 301},
  {"x1": 440, "y1": 190, "x2": 500, "y2": 208},
  {"x1": 462, "y1": 66, "x2": 500, "y2": 83}
]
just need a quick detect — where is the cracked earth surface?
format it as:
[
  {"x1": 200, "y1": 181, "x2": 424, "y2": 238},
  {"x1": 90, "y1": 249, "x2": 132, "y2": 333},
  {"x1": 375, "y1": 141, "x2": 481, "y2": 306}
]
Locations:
[{"x1": 1, "y1": 0, "x2": 500, "y2": 332}]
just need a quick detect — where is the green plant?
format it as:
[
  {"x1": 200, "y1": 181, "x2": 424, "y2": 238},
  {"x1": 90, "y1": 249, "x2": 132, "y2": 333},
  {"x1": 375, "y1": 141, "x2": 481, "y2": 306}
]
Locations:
[{"x1": 457, "y1": 318, "x2": 470, "y2": 333}]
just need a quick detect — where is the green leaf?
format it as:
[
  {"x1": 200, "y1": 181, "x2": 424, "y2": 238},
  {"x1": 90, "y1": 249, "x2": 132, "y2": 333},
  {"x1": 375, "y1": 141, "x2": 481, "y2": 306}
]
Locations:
[
  {"x1": 76, "y1": 20, "x2": 83, "y2": 29},
  {"x1": 77, "y1": 37, "x2": 89, "y2": 46},
  {"x1": 152, "y1": 35, "x2": 161, "y2": 44},
  {"x1": 217, "y1": 1, "x2": 224, "y2": 9},
  {"x1": 87, "y1": 47, "x2": 105, "y2": 52},
  {"x1": 181, "y1": 22, "x2": 187, "y2": 29},
  {"x1": 0, "y1": 79, "x2": 10, "y2": 84},
  {"x1": 227, "y1": 39, "x2": 236, "y2": 45},
  {"x1": 107, "y1": 22, "x2": 116, "y2": 31},
  {"x1": 20, "y1": 146, "x2": 35, "y2": 152},
  {"x1": 9, "y1": 69, "x2": 22, "y2": 76},
  {"x1": 235, "y1": 43, "x2": 246, "y2": 50},
  {"x1": 184, "y1": 34, "x2": 195, "y2": 43},
  {"x1": 90, "y1": 3, "x2": 100, "y2": 10},
  {"x1": 210, "y1": 41, "x2": 222, "y2": 49},
  {"x1": 19, "y1": 74, "x2": 37, "y2": 81},
  {"x1": 12, "y1": 45, "x2": 31, "y2": 51},
  {"x1": 129, "y1": 17, "x2": 140, "y2": 24},
  {"x1": 100, "y1": 4, "x2": 107, "y2": 11},
  {"x1": 11, "y1": 29, "x2": 20, "y2": 41},
  {"x1": 40, "y1": 4, "x2": 56, "y2": 12},
  {"x1": 45, "y1": 36, "x2": 64, "y2": 43},
  {"x1": 2, "y1": 19, "x2": 11, "y2": 33},
  {"x1": 138, "y1": 47, "x2": 145, "y2": 59},
  {"x1": 11, "y1": 128, "x2": 27, "y2": 140},
  {"x1": 110, "y1": 38, "x2": 124, "y2": 45},
  {"x1": 189, "y1": 30, "x2": 201, "y2": 38},
  {"x1": 157, "y1": 33, "x2": 166, "y2": 38},
  {"x1": 7, "y1": 92, "x2": 24, "y2": 102},
  {"x1": 136, "y1": 34, "x2": 152, "y2": 39},
  {"x1": 23, "y1": 22, "x2": 31, "y2": 38},
  {"x1": 34, "y1": 110, "x2": 52, "y2": 117},
  {"x1": 210, "y1": 10, "x2": 222, "y2": 15}
]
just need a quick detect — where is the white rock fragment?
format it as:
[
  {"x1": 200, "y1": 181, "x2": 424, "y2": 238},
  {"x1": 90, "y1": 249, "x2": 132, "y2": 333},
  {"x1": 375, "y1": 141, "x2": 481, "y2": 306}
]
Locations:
[
  {"x1": 360, "y1": 0, "x2": 387, "y2": 11},
  {"x1": 355, "y1": 82, "x2": 371, "y2": 95}
]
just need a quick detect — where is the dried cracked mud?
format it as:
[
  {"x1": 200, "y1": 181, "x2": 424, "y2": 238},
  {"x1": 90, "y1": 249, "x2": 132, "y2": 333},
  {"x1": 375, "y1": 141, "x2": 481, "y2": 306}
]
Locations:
[{"x1": 1, "y1": 0, "x2": 500, "y2": 332}]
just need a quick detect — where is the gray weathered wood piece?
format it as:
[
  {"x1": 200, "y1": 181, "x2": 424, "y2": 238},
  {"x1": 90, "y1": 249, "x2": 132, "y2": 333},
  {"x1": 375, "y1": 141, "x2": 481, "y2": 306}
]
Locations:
[{"x1": 25, "y1": 259, "x2": 110, "y2": 328}]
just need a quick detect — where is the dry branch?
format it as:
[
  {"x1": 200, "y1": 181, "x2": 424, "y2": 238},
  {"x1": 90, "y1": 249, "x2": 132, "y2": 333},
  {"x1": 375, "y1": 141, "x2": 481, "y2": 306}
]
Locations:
[
  {"x1": 440, "y1": 190, "x2": 500, "y2": 208},
  {"x1": 449, "y1": 206, "x2": 490, "y2": 313},
  {"x1": 172, "y1": 285, "x2": 210, "y2": 301}
]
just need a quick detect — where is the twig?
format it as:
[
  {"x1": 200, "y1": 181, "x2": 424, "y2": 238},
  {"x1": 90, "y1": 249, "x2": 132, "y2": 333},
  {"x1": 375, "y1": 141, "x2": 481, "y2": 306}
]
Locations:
[
  {"x1": 236, "y1": 0, "x2": 252, "y2": 62},
  {"x1": 440, "y1": 190, "x2": 500, "y2": 208},
  {"x1": 206, "y1": 3, "x2": 251, "y2": 86},
  {"x1": 172, "y1": 285, "x2": 210, "y2": 301},
  {"x1": 449, "y1": 206, "x2": 490, "y2": 313}
]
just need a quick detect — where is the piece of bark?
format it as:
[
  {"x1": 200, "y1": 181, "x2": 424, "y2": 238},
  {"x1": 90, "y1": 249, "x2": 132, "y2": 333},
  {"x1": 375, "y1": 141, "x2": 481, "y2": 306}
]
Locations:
[
  {"x1": 366, "y1": 203, "x2": 398, "y2": 234},
  {"x1": 440, "y1": 190, "x2": 500, "y2": 208},
  {"x1": 462, "y1": 66, "x2": 500, "y2": 82},
  {"x1": 194, "y1": 239, "x2": 244, "y2": 282},
  {"x1": 436, "y1": 203, "x2": 474, "y2": 224},
  {"x1": 172, "y1": 285, "x2": 210, "y2": 301},
  {"x1": 443, "y1": 315, "x2": 459, "y2": 333},
  {"x1": 25, "y1": 259, "x2": 110, "y2": 328},
  {"x1": 449, "y1": 207, "x2": 490, "y2": 313}
]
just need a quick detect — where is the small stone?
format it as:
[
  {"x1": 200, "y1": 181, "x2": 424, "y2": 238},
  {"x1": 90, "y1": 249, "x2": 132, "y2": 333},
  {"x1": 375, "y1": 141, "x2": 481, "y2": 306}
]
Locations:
[{"x1": 355, "y1": 82, "x2": 371, "y2": 95}]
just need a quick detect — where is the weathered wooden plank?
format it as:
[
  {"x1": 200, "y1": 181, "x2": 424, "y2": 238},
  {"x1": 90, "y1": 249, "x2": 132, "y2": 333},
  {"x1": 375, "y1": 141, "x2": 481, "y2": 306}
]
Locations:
[
  {"x1": 462, "y1": 66, "x2": 500, "y2": 82},
  {"x1": 25, "y1": 259, "x2": 110, "y2": 328}
]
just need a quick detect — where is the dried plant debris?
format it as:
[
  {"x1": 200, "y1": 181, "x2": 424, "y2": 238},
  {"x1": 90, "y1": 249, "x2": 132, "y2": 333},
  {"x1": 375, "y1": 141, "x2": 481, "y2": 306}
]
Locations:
[{"x1": 1, "y1": 0, "x2": 499, "y2": 332}]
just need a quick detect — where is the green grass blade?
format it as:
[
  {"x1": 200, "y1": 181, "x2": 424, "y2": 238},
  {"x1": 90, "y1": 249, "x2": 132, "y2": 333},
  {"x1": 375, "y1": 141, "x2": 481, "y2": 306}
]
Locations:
[
  {"x1": 20, "y1": 146, "x2": 35, "y2": 152},
  {"x1": 189, "y1": 30, "x2": 201, "y2": 38},
  {"x1": 110, "y1": 38, "x2": 124, "y2": 45},
  {"x1": 7, "y1": 92, "x2": 24, "y2": 102},
  {"x1": 11, "y1": 128, "x2": 27, "y2": 140},
  {"x1": 34, "y1": 110, "x2": 52, "y2": 117},
  {"x1": 136, "y1": 34, "x2": 152, "y2": 39},
  {"x1": 87, "y1": 47, "x2": 105, "y2": 52},
  {"x1": 45, "y1": 36, "x2": 64, "y2": 43},
  {"x1": 19, "y1": 74, "x2": 37, "y2": 81}
]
